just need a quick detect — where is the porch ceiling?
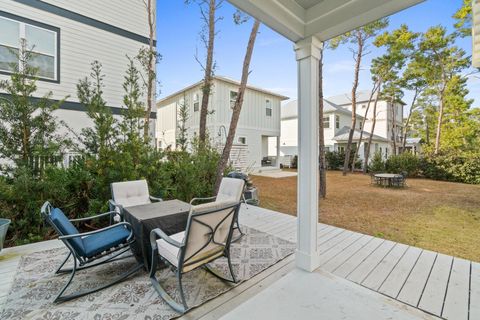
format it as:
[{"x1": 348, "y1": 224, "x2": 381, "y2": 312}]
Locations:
[{"x1": 226, "y1": 0, "x2": 424, "y2": 42}]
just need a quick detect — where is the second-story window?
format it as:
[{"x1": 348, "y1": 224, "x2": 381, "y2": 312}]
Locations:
[
  {"x1": 0, "y1": 14, "x2": 59, "y2": 81},
  {"x1": 193, "y1": 93, "x2": 199, "y2": 112},
  {"x1": 335, "y1": 115, "x2": 340, "y2": 129},
  {"x1": 323, "y1": 116, "x2": 330, "y2": 128},
  {"x1": 230, "y1": 91, "x2": 238, "y2": 109},
  {"x1": 266, "y1": 99, "x2": 272, "y2": 116}
]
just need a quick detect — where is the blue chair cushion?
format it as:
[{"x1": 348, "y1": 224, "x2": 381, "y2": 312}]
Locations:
[
  {"x1": 82, "y1": 225, "x2": 130, "y2": 258},
  {"x1": 50, "y1": 208, "x2": 85, "y2": 254}
]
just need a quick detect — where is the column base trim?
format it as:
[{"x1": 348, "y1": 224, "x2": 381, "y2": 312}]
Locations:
[{"x1": 295, "y1": 249, "x2": 320, "y2": 272}]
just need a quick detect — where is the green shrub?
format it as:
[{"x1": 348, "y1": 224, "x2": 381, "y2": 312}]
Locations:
[
  {"x1": 325, "y1": 150, "x2": 361, "y2": 170},
  {"x1": 419, "y1": 152, "x2": 480, "y2": 184},
  {"x1": 0, "y1": 142, "x2": 223, "y2": 246},
  {"x1": 368, "y1": 152, "x2": 385, "y2": 173},
  {"x1": 385, "y1": 153, "x2": 420, "y2": 177}
]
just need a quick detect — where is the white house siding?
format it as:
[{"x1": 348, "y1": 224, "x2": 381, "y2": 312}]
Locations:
[
  {"x1": 0, "y1": 0, "x2": 153, "y2": 107},
  {"x1": 156, "y1": 77, "x2": 286, "y2": 171},
  {"x1": 280, "y1": 118, "x2": 298, "y2": 152},
  {"x1": 0, "y1": 0, "x2": 156, "y2": 142},
  {"x1": 345, "y1": 101, "x2": 404, "y2": 141},
  {"x1": 212, "y1": 79, "x2": 281, "y2": 134},
  {"x1": 280, "y1": 97, "x2": 398, "y2": 165},
  {"x1": 40, "y1": 0, "x2": 152, "y2": 37}
]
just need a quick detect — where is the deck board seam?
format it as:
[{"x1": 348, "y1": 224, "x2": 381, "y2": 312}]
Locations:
[
  {"x1": 394, "y1": 249, "x2": 424, "y2": 300},
  {"x1": 318, "y1": 229, "x2": 347, "y2": 247},
  {"x1": 319, "y1": 234, "x2": 367, "y2": 267},
  {"x1": 360, "y1": 243, "x2": 398, "y2": 285},
  {"x1": 330, "y1": 236, "x2": 376, "y2": 274},
  {"x1": 468, "y1": 261, "x2": 472, "y2": 320},
  {"x1": 345, "y1": 239, "x2": 386, "y2": 279},
  {"x1": 377, "y1": 245, "x2": 411, "y2": 293},
  {"x1": 319, "y1": 232, "x2": 360, "y2": 257},
  {"x1": 417, "y1": 253, "x2": 439, "y2": 308},
  {"x1": 440, "y1": 257, "x2": 455, "y2": 318},
  {"x1": 319, "y1": 232, "x2": 356, "y2": 254}
]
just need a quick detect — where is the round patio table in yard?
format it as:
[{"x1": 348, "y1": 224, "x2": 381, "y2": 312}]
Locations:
[{"x1": 373, "y1": 173, "x2": 404, "y2": 188}]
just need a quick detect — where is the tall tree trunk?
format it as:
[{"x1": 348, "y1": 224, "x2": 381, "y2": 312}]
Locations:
[
  {"x1": 363, "y1": 80, "x2": 382, "y2": 173},
  {"x1": 352, "y1": 85, "x2": 377, "y2": 172},
  {"x1": 434, "y1": 91, "x2": 445, "y2": 154},
  {"x1": 214, "y1": 20, "x2": 260, "y2": 192},
  {"x1": 425, "y1": 119, "x2": 430, "y2": 145},
  {"x1": 318, "y1": 45, "x2": 326, "y2": 199},
  {"x1": 391, "y1": 96, "x2": 397, "y2": 156},
  {"x1": 199, "y1": 0, "x2": 216, "y2": 145},
  {"x1": 143, "y1": 0, "x2": 155, "y2": 141},
  {"x1": 402, "y1": 89, "x2": 418, "y2": 150},
  {"x1": 343, "y1": 33, "x2": 363, "y2": 175}
]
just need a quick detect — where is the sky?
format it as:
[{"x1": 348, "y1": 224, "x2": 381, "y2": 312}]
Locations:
[{"x1": 157, "y1": 0, "x2": 479, "y2": 114}]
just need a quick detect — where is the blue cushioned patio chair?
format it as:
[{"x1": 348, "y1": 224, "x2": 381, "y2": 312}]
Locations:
[
  {"x1": 149, "y1": 200, "x2": 241, "y2": 314},
  {"x1": 41, "y1": 201, "x2": 143, "y2": 303}
]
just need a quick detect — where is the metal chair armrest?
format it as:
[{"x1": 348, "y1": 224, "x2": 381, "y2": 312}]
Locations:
[
  {"x1": 69, "y1": 211, "x2": 117, "y2": 222},
  {"x1": 59, "y1": 222, "x2": 133, "y2": 240},
  {"x1": 189, "y1": 196, "x2": 216, "y2": 205},
  {"x1": 108, "y1": 199, "x2": 120, "y2": 210},
  {"x1": 149, "y1": 196, "x2": 163, "y2": 202},
  {"x1": 150, "y1": 228, "x2": 184, "y2": 250}
]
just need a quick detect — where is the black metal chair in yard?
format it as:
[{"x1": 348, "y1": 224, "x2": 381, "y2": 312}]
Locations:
[
  {"x1": 149, "y1": 200, "x2": 241, "y2": 314},
  {"x1": 370, "y1": 172, "x2": 379, "y2": 186},
  {"x1": 41, "y1": 201, "x2": 143, "y2": 303},
  {"x1": 392, "y1": 172, "x2": 408, "y2": 188},
  {"x1": 399, "y1": 171, "x2": 408, "y2": 187}
]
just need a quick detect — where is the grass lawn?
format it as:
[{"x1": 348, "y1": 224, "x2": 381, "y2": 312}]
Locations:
[{"x1": 251, "y1": 170, "x2": 480, "y2": 262}]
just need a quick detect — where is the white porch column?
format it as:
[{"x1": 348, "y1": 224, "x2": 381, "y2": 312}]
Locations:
[{"x1": 294, "y1": 36, "x2": 322, "y2": 272}]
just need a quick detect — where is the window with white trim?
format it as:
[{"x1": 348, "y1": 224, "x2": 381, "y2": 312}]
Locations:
[
  {"x1": 238, "y1": 137, "x2": 247, "y2": 144},
  {"x1": 335, "y1": 115, "x2": 340, "y2": 129},
  {"x1": 266, "y1": 99, "x2": 272, "y2": 117},
  {"x1": 0, "y1": 15, "x2": 59, "y2": 81},
  {"x1": 193, "y1": 93, "x2": 200, "y2": 112},
  {"x1": 230, "y1": 91, "x2": 238, "y2": 109},
  {"x1": 323, "y1": 116, "x2": 330, "y2": 128}
]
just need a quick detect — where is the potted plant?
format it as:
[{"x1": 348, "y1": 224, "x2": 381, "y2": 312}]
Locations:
[{"x1": 0, "y1": 219, "x2": 10, "y2": 252}]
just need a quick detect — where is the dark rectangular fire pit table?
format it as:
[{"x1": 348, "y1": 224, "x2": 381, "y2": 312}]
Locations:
[{"x1": 123, "y1": 199, "x2": 191, "y2": 270}]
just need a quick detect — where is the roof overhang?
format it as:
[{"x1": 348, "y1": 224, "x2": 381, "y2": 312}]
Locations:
[
  {"x1": 474, "y1": 0, "x2": 480, "y2": 68},
  {"x1": 157, "y1": 76, "x2": 289, "y2": 106},
  {"x1": 226, "y1": 0, "x2": 425, "y2": 43}
]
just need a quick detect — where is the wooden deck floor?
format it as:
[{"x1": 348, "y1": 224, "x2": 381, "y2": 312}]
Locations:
[
  {"x1": 240, "y1": 205, "x2": 478, "y2": 320},
  {"x1": 0, "y1": 205, "x2": 477, "y2": 319}
]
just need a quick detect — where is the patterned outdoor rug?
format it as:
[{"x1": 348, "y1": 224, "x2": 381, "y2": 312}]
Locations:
[{"x1": 1, "y1": 226, "x2": 295, "y2": 319}]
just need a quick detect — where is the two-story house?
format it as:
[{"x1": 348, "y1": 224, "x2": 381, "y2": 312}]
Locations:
[
  {"x1": 280, "y1": 90, "x2": 404, "y2": 165},
  {"x1": 0, "y1": 0, "x2": 157, "y2": 148},
  {"x1": 156, "y1": 76, "x2": 289, "y2": 172}
]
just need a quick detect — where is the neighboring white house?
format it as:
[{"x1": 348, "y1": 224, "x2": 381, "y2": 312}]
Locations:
[
  {"x1": 156, "y1": 76, "x2": 289, "y2": 172},
  {"x1": 280, "y1": 90, "x2": 405, "y2": 165},
  {"x1": 0, "y1": 0, "x2": 157, "y2": 145}
]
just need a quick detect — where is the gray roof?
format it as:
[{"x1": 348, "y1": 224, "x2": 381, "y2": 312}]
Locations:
[
  {"x1": 327, "y1": 90, "x2": 377, "y2": 106},
  {"x1": 406, "y1": 137, "x2": 422, "y2": 144},
  {"x1": 281, "y1": 99, "x2": 360, "y2": 120},
  {"x1": 333, "y1": 126, "x2": 388, "y2": 142},
  {"x1": 158, "y1": 76, "x2": 289, "y2": 105}
]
